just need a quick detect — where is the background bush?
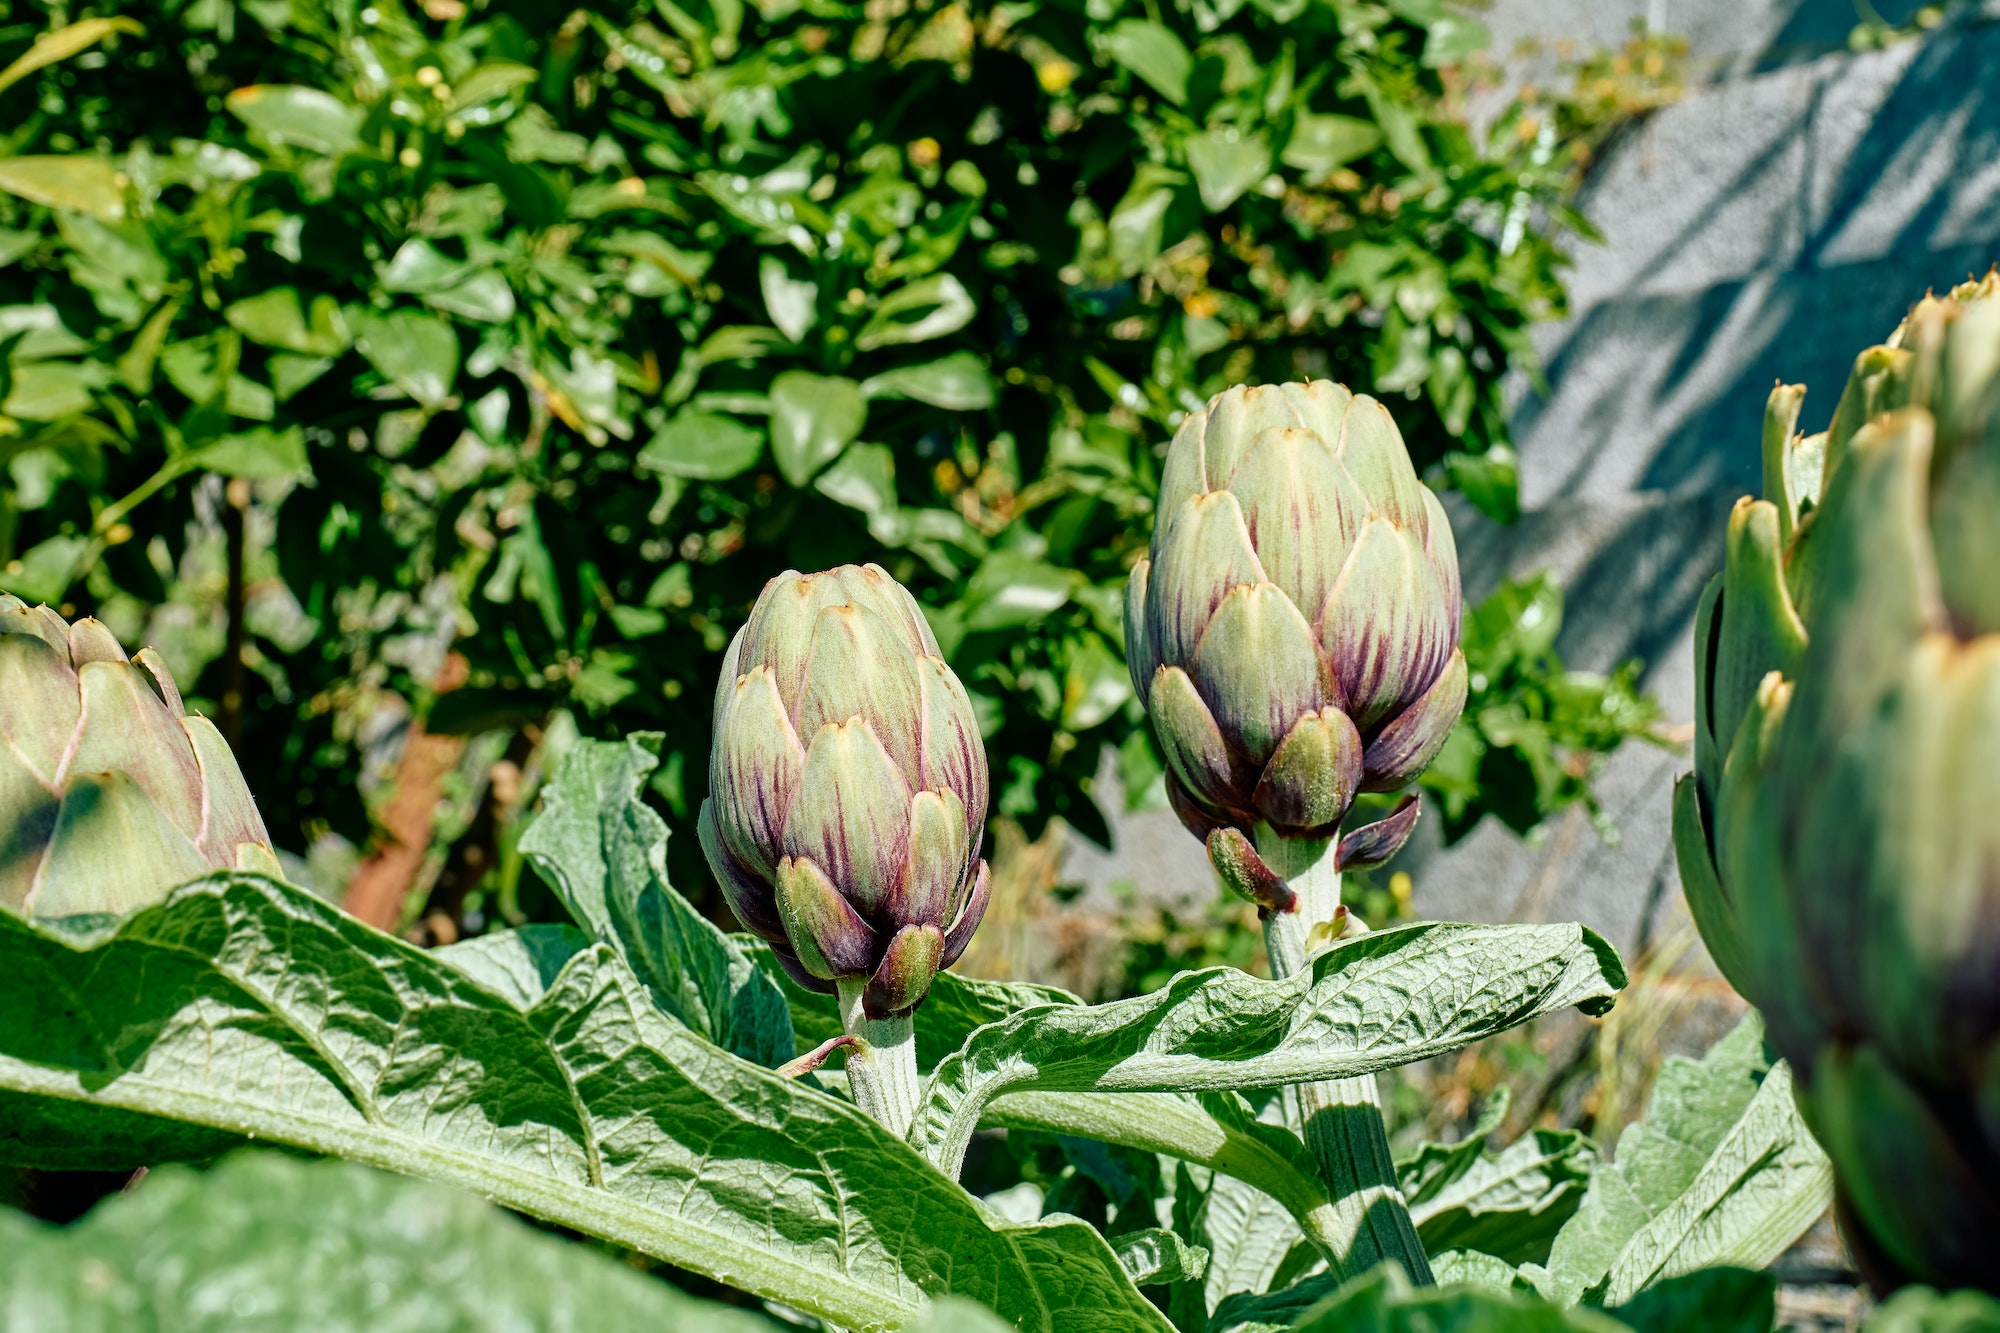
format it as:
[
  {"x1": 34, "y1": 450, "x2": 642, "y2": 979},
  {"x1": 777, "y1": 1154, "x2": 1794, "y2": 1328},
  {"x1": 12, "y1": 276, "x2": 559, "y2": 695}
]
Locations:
[{"x1": 0, "y1": 0, "x2": 1660, "y2": 936}]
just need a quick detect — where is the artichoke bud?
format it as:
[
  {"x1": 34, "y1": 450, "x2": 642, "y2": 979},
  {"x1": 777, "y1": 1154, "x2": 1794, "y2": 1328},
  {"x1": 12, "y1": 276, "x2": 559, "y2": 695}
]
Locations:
[
  {"x1": 1677, "y1": 270, "x2": 2000, "y2": 1291},
  {"x1": 700, "y1": 564, "x2": 989, "y2": 1018},
  {"x1": 0, "y1": 596, "x2": 283, "y2": 917},
  {"x1": 1125, "y1": 381, "x2": 1464, "y2": 893}
]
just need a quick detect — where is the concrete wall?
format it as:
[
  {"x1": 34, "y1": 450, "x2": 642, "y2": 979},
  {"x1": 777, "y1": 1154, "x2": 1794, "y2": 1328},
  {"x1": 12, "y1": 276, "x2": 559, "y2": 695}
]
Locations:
[{"x1": 1064, "y1": 3, "x2": 2000, "y2": 963}]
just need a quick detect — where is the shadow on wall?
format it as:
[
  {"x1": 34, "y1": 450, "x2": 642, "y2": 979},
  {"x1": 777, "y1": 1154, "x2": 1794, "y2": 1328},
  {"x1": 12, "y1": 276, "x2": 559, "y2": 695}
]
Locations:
[
  {"x1": 1484, "y1": 17, "x2": 2000, "y2": 681},
  {"x1": 1757, "y1": 0, "x2": 1933, "y2": 67}
]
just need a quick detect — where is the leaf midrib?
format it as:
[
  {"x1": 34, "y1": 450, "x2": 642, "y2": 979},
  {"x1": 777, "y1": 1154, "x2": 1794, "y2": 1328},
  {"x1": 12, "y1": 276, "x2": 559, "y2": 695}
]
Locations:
[{"x1": 0, "y1": 1053, "x2": 919, "y2": 1331}]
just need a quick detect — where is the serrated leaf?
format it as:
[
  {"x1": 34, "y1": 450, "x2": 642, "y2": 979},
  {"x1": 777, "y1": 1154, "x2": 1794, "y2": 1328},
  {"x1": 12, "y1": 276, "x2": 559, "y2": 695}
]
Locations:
[
  {"x1": 1200, "y1": 1162, "x2": 1304, "y2": 1314},
  {"x1": 1599, "y1": 1061, "x2": 1831, "y2": 1304},
  {"x1": 0, "y1": 156, "x2": 126, "y2": 222},
  {"x1": 0, "y1": 874, "x2": 1174, "y2": 1333},
  {"x1": 1530, "y1": 1013, "x2": 1829, "y2": 1305},
  {"x1": 1116, "y1": 1228, "x2": 1209, "y2": 1287},
  {"x1": 1287, "y1": 1263, "x2": 1629, "y2": 1333},
  {"x1": 755, "y1": 940, "x2": 1079, "y2": 1070},
  {"x1": 0, "y1": 1150, "x2": 771, "y2": 1331},
  {"x1": 912, "y1": 922, "x2": 1625, "y2": 1177},
  {"x1": 1401, "y1": 1128, "x2": 1596, "y2": 1265},
  {"x1": 435, "y1": 923, "x2": 593, "y2": 1009},
  {"x1": 768, "y1": 370, "x2": 866, "y2": 485},
  {"x1": 860, "y1": 350, "x2": 995, "y2": 410},
  {"x1": 517, "y1": 734, "x2": 793, "y2": 1069},
  {"x1": 982, "y1": 1089, "x2": 1336, "y2": 1262}
]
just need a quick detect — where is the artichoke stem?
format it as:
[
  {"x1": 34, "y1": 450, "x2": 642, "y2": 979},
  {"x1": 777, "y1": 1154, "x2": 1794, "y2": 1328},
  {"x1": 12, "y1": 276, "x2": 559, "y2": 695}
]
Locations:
[
  {"x1": 836, "y1": 978, "x2": 923, "y2": 1140},
  {"x1": 1255, "y1": 828, "x2": 1434, "y2": 1286}
]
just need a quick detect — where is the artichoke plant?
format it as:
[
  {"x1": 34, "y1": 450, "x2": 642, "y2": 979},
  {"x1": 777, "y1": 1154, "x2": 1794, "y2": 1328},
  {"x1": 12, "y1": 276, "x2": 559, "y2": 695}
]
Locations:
[
  {"x1": 1675, "y1": 271, "x2": 2000, "y2": 1291},
  {"x1": 1125, "y1": 379, "x2": 1466, "y2": 1283},
  {"x1": 0, "y1": 596, "x2": 283, "y2": 917},
  {"x1": 699, "y1": 563, "x2": 989, "y2": 1022},
  {"x1": 1124, "y1": 379, "x2": 1467, "y2": 906}
]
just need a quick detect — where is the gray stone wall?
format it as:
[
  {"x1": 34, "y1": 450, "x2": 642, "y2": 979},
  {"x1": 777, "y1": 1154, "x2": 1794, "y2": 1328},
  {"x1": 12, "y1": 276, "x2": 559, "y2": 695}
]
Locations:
[{"x1": 1064, "y1": 3, "x2": 2000, "y2": 962}]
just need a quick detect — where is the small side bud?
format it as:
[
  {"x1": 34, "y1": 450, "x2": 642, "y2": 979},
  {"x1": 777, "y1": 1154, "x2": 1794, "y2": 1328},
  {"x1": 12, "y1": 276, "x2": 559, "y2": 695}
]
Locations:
[{"x1": 1205, "y1": 827, "x2": 1296, "y2": 913}]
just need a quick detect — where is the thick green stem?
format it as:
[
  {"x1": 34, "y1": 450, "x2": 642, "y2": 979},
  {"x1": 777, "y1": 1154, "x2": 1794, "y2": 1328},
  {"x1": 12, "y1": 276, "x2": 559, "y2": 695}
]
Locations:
[
  {"x1": 1256, "y1": 829, "x2": 1433, "y2": 1285},
  {"x1": 835, "y1": 980, "x2": 922, "y2": 1140}
]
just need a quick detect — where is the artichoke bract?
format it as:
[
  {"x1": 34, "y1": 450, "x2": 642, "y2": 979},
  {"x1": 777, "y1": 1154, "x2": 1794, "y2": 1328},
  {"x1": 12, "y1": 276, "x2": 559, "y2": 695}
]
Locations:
[
  {"x1": 0, "y1": 596, "x2": 283, "y2": 917},
  {"x1": 1124, "y1": 380, "x2": 1466, "y2": 904},
  {"x1": 699, "y1": 563, "x2": 989, "y2": 1019},
  {"x1": 1675, "y1": 271, "x2": 2000, "y2": 1291}
]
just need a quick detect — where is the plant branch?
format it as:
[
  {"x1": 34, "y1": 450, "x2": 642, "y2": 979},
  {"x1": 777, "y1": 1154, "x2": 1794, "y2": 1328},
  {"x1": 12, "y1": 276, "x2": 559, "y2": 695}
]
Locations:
[
  {"x1": 835, "y1": 979, "x2": 922, "y2": 1140},
  {"x1": 1256, "y1": 828, "x2": 1434, "y2": 1285}
]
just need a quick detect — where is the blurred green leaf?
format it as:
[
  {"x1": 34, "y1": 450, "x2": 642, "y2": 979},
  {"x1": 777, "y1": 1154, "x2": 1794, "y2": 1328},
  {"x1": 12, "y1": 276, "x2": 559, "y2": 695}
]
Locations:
[
  {"x1": 225, "y1": 85, "x2": 365, "y2": 156},
  {"x1": 1186, "y1": 129, "x2": 1271, "y2": 212},
  {"x1": 860, "y1": 350, "x2": 995, "y2": 409},
  {"x1": 697, "y1": 324, "x2": 793, "y2": 365},
  {"x1": 857, "y1": 274, "x2": 976, "y2": 351},
  {"x1": 639, "y1": 409, "x2": 765, "y2": 480},
  {"x1": 1283, "y1": 113, "x2": 1386, "y2": 175},
  {"x1": 961, "y1": 551, "x2": 1080, "y2": 632},
  {"x1": 1099, "y1": 20, "x2": 1193, "y2": 105},
  {"x1": 0, "y1": 1152, "x2": 774, "y2": 1331},
  {"x1": 759, "y1": 254, "x2": 818, "y2": 343},
  {"x1": 351, "y1": 309, "x2": 459, "y2": 409},
  {"x1": 0, "y1": 18, "x2": 145, "y2": 97},
  {"x1": 196, "y1": 424, "x2": 309, "y2": 481},
  {"x1": 0, "y1": 533, "x2": 89, "y2": 602},
  {"x1": 223, "y1": 288, "x2": 350, "y2": 356},
  {"x1": 768, "y1": 370, "x2": 866, "y2": 485},
  {"x1": 0, "y1": 156, "x2": 126, "y2": 222}
]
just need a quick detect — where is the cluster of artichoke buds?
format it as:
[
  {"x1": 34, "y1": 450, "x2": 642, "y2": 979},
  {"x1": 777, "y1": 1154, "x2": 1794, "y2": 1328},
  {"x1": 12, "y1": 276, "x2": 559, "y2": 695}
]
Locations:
[
  {"x1": 1122, "y1": 380, "x2": 1466, "y2": 910},
  {"x1": 0, "y1": 596, "x2": 283, "y2": 917},
  {"x1": 1674, "y1": 270, "x2": 2000, "y2": 1291},
  {"x1": 699, "y1": 564, "x2": 990, "y2": 1019}
]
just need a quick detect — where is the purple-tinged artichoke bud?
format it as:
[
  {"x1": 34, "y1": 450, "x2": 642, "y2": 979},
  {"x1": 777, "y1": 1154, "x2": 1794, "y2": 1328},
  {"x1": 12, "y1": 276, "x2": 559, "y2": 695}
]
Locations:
[
  {"x1": 699, "y1": 564, "x2": 990, "y2": 1018},
  {"x1": 0, "y1": 596, "x2": 283, "y2": 917},
  {"x1": 1124, "y1": 381, "x2": 1465, "y2": 898}
]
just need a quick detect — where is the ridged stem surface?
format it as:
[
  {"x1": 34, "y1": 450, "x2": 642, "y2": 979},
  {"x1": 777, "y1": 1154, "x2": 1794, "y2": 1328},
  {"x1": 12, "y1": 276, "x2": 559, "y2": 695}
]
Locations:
[
  {"x1": 836, "y1": 979, "x2": 922, "y2": 1140},
  {"x1": 1256, "y1": 828, "x2": 1434, "y2": 1284}
]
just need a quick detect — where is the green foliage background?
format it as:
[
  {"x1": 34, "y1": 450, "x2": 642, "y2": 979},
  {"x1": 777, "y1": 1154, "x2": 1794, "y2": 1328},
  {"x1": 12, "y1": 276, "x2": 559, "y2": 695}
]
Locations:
[{"x1": 0, "y1": 0, "x2": 1656, "y2": 921}]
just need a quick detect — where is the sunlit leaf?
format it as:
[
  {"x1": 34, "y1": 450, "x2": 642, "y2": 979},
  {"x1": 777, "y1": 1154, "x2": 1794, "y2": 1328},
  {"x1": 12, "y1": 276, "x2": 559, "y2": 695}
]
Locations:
[
  {"x1": 768, "y1": 370, "x2": 866, "y2": 484},
  {"x1": 0, "y1": 18, "x2": 145, "y2": 97},
  {"x1": 861, "y1": 350, "x2": 996, "y2": 410},
  {"x1": 0, "y1": 156, "x2": 126, "y2": 222},
  {"x1": 856, "y1": 274, "x2": 976, "y2": 351},
  {"x1": 1098, "y1": 20, "x2": 1192, "y2": 105},
  {"x1": 638, "y1": 409, "x2": 765, "y2": 480},
  {"x1": 225, "y1": 85, "x2": 366, "y2": 156}
]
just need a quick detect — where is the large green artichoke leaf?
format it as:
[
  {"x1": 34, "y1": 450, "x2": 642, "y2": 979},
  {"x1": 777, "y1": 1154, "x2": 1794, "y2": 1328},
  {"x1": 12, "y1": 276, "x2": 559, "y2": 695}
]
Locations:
[
  {"x1": 0, "y1": 1150, "x2": 771, "y2": 1332},
  {"x1": 518, "y1": 732, "x2": 794, "y2": 1068},
  {"x1": 1524, "y1": 1013, "x2": 1831, "y2": 1306},
  {"x1": 0, "y1": 874, "x2": 1172, "y2": 1333},
  {"x1": 911, "y1": 920, "x2": 1626, "y2": 1177}
]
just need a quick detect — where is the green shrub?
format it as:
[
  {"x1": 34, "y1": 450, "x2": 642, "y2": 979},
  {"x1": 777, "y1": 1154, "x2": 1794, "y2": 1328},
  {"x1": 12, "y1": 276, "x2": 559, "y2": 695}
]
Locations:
[{"x1": 0, "y1": 0, "x2": 1652, "y2": 910}]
